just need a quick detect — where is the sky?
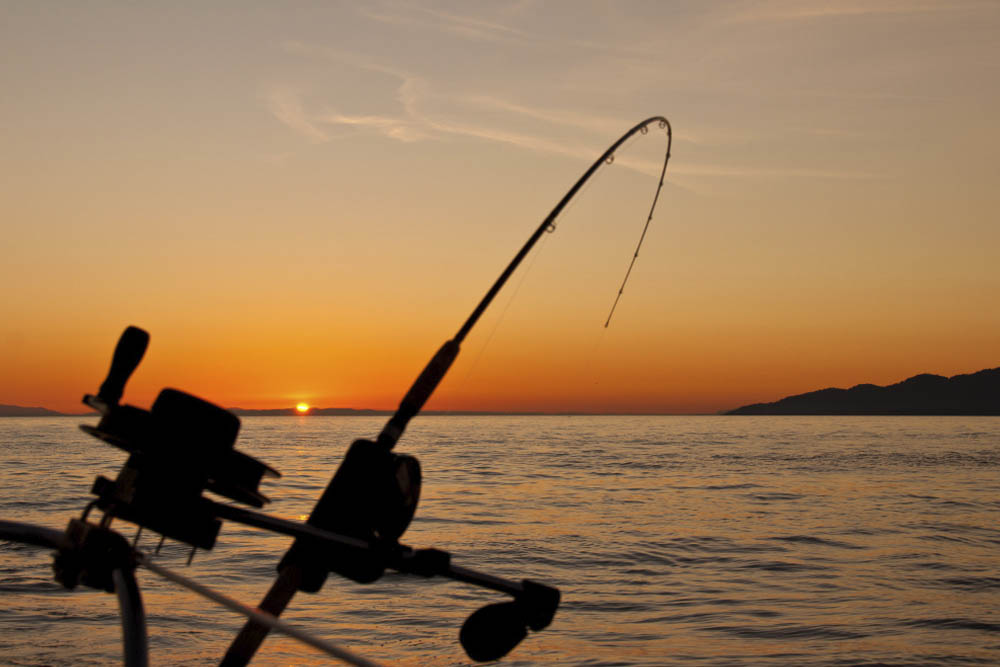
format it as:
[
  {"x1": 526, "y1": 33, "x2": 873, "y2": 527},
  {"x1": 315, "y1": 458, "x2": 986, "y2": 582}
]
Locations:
[{"x1": 2, "y1": 1, "x2": 998, "y2": 414}]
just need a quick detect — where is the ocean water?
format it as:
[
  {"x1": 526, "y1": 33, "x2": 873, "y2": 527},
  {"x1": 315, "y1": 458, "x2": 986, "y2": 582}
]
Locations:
[{"x1": 1, "y1": 415, "x2": 998, "y2": 666}]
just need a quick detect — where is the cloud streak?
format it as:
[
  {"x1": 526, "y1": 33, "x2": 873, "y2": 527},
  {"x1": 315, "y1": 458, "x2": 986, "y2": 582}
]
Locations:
[
  {"x1": 358, "y1": 2, "x2": 659, "y2": 59},
  {"x1": 360, "y1": 5, "x2": 533, "y2": 45},
  {"x1": 728, "y1": 0, "x2": 986, "y2": 22},
  {"x1": 317, "y1": 112, "x2": 427, "y2": 143},
  {"x1": 269, "y1": 45, "x2": 634, "y2": 160},
  {"x1": 459, "y1": 95, "x2": 626, "y2": 135},
  {"x1": 266, "y1": 87, "x2": 330, "y2": 143},
  {"x1": 267, "y1": 34, "x2": 882, "y2": 189},
  {"x1": 672, "y1": 163, "x2": 883, "y2": 180}
]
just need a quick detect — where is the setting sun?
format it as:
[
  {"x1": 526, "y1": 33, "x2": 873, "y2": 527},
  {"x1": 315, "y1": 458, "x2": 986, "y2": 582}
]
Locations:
[{"x1": 295, "y1": 403, "x2": 310, "y2": 414}]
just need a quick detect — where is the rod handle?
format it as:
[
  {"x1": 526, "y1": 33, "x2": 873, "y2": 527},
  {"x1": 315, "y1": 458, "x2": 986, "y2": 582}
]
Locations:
[{"x1": 377, "y1": 339, "x2": 459, "y2": 448}]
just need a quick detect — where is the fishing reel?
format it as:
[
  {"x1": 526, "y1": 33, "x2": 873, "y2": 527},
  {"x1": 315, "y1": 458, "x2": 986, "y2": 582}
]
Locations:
[
  {"x1": 81, "y1": 326, "x2": 279, "y2": 550},
  {"x1": 279, "y1": 437, "x2": 422, "y2": 588}
]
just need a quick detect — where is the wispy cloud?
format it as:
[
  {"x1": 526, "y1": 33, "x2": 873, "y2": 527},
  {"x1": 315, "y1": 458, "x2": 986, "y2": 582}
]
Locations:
[
  {"x1": 459, "y1": 95, "x2": 626, "y2": 135},
  {"x1": 391, "y1": 77, "x2": 613, "y2": 160},
  {"x1": 360, "y1": 5, "x2": 532, "y2": 44},
  {"x1": 270, "y1": 44, "x2": 621, "y2": 157},
  {"x1": 268, "y1": 40, "x2": 866, "y2": 189},
  {"x1": 358, "y1": 2, "x2": 658, "y2": 59},
  {"x1": 266, "y1": 87, "x2": 330, "y2": 143},
  {"x1": 267, "y1": 46, "x2": 429, "y2": 144},
  {"x1": 265, "y1": 68, "x2": 670, "y2": 181},
  {"x1": 316, "y1": 112, "x2": 427, "y2": 142},
  {"x1": 729, "y1": 0, "x2": 985, "y2": 22},
  {"x1": 282, "y1": 41, "x2": 408, "y2": 80},
  {"x1": 672, "y1": 163, "x2": 883, "y2": 180}
]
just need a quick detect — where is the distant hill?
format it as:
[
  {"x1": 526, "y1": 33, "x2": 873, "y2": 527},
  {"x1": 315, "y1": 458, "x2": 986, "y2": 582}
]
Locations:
[
  {"x1": 0, "y1": 404, "x2": 66, "y2": 417},
  {"x1": 727, "y1": 367, "x2": 1000, "y2": 415}
]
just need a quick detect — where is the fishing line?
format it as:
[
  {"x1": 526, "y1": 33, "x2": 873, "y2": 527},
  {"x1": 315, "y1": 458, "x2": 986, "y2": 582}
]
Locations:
[
  {"x1": 585, "y1": 321, "x2": 611, "y2": 389},
  {"x1": 604, "y1": 120, "x2": 670, "y2": 327}
]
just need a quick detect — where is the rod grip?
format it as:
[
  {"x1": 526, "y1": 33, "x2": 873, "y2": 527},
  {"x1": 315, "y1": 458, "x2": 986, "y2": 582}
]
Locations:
[{"x1": 377, "y1": 339, "x2": 459, "y2": 448}]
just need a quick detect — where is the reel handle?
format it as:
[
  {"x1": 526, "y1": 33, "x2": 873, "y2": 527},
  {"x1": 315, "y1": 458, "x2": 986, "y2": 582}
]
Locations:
[{"x1": 97, "y1": 326, "x2": 149, "y2": 406}]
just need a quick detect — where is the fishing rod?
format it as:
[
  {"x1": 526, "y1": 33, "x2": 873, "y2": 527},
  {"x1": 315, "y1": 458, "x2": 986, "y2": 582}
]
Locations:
[{"x1": 224, "y1": 115, "x2": 672, "y2": 664}]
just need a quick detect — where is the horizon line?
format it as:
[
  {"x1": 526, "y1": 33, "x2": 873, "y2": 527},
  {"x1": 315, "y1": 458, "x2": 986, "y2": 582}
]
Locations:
[{"x1": 0, "y1": 403, "x2": 724, "y2": 417}]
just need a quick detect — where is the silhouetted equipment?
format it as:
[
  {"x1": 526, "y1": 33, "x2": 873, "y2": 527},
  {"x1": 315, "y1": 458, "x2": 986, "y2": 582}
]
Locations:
[
  {"x1": 73, "y1": 325, "x2": 561, "y2": 665},
  {"x1": 460, "y1": 579, "x2": 561, "y2": 661},
  {"x1": 461, "y1": 602, "x2": 528, "y2": 662},
  {"x1": 279, "y1": 438, "x2": 422, "y2": 588},
  {"x1": 377, "y1": 339, "x2": 459, "y2": 448},
  {"x1": 1, "y1": 116, "x2": 674, "y2": 665},
  {"x1": 53, "y1": 518, "x2": 134, "y2": 592},
  {"x1": 80, "y1": 328, "x2": 279, "y2": 550},
  {"x1": 97, "y1": 325, "x2": 148, "y2": 406},
  {"x1": 29, "y1": 515, "x2": 151, "y2": 667}
]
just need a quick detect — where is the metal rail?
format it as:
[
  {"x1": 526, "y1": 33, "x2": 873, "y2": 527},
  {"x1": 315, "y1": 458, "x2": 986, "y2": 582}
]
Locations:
[
  {"x1": 139, "y1": 555, "x2": 380, "y2": 667},
  {"x1": 0, "y1": 520, "x2": 149, "y2": 667}
]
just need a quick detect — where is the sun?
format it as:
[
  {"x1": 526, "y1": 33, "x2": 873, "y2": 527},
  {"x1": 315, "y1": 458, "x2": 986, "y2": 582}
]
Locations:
[{"x1": 295, "y1": 402, "x2": 310, "y2": 414}]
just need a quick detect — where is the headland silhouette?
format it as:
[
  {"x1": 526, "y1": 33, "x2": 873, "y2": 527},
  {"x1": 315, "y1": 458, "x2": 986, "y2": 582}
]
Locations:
[
  {"x1": 727, "y1": 367, "x2": 999, "y2": 415},
  {"x1": 0, "y1": 404, "x2": 65, "y2": 417}
]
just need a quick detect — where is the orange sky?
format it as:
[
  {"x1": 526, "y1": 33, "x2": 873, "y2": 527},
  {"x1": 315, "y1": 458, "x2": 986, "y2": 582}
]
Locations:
[{"x1": 2, "y1": 2, "x2": 998, "y2": 414}]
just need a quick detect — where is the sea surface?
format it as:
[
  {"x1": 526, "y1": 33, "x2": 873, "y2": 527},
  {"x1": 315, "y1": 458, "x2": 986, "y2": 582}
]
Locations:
[{"x1": 1, "y1": 416, "x2": 998, "y2": 666}]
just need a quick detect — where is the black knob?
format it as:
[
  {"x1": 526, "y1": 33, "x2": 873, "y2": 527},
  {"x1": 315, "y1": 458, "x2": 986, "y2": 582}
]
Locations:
[{"x1": 97, "y1": 326, "x2": 149, "y2": 405}]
